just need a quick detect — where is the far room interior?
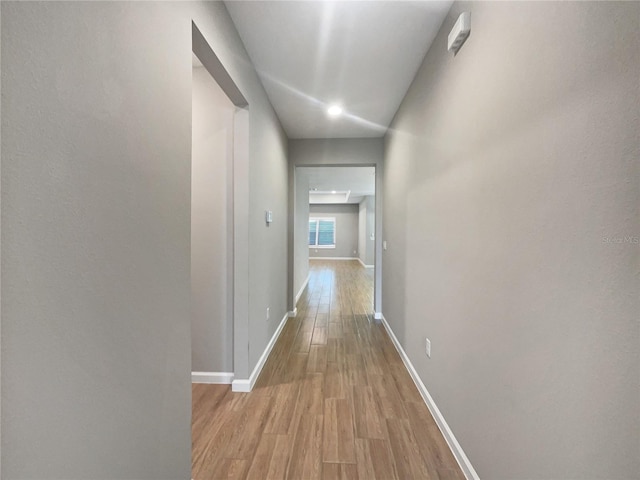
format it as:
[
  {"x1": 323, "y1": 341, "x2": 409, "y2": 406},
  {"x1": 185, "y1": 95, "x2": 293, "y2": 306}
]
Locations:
[{"x1": 295, "y1": 166, "x2": 376, "y2": 311}]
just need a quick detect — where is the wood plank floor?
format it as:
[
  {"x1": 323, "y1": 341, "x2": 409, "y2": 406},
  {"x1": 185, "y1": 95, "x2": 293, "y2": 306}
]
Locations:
[{"x1": 192, "y1": 259, "x2": 464, "y2": 480}]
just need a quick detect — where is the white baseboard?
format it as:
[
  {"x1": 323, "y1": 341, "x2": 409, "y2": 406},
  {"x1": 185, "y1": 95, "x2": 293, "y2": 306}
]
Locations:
[
  {"x1": 309, "y1": 256, "x2": 359, "y2": 261},
  {"x1": 191, "y1": 371, "x2": 234, "y2": 384},
  {"x1": 356, "y1": 257, "x2": 374, "y2": 269},
  {"x1": 288, "y1": 308, "x2": 297, "y2": 318},
  {"x1": 295, "y1": 272, "x2": 311, "y2": 306},
  {"x1": 232, "y1": 311, "x2": 289, "y2": 393},
  {"x1": 374, "y1": 311, "x2": 382, "y2": 320},
  {"x1": 379, "y1": 314, "x2": 480, "y2": 480}
]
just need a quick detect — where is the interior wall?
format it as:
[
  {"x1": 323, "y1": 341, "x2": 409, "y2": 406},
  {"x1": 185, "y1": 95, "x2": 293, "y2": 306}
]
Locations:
[
  {"x1": 246, "y1": 100, "x2": 288, "y2": 376},
  {"x1": 365, "y1": 196, "x2": 375, "y2": 266},
  {"x1": 0, "y1": 4, "x2": 3, "y2": 474},
  {"x1": 0, "y1": 3, "x2": 3, "y2": 475},
  {"x1": 293, "y1": 171, "x2": 309, "y2": 304},
  {"x1": 309, "y1": 204, "x2": 359, "y2": 259},
  {"x1": 1, "y1": 1, "x2": 287, "y2": 477},
  {"x1": 191, "y1": 65, "x2": 234, "y2": 373},
  {"x1": 2, "y1": 3, "x2": 193, "y2": 477},
  {"x1": 194, "y1": 3, "x2": 289, "y2": 385},
  {"x1": 358, "y1": 195, "x2": 375, "y2": 266},
  {"x1": 288, "y1": 138, "x2": 384, "y2": 313},
  {"x1": 358, "y1": 200, "x2": 366, "y2": 264},
  {"x1": 383, "y1": 2, "x2": 640, "y2": 478}
]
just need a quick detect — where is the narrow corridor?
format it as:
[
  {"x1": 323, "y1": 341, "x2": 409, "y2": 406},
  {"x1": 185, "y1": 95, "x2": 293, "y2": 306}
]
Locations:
[{"x1": 192, "y1": 260, "x2": 464, "y2": 479}]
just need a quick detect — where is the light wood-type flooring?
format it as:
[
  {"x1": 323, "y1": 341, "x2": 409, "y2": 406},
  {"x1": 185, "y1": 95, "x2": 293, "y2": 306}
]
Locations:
[{"x1": 192, "y1": 259, "x2": 464, "y2": 479}]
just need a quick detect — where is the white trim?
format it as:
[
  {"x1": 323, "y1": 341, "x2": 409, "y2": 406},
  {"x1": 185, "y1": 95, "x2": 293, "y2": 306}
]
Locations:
[
  {"x1": 357, "y1": 257, "x2": 374, "y2": 269},
  {"x1": 295, "y1": 272, "x2": 311, "y2": 305},
  {"x1": 374, "y1": 311, "x2": 382, "y2": 320},
  {"x1": 232, "y1": 311, "x2": 289, "y2": 393},
  {"x1": 288, "y1": 308, "x2": 297, "y2": 318},
  {"x1": 309, "y1": 257, "x2": 359, "y2": 261},
  {"x1": 191, "y1": 371, "x2": 234, "y2": 384},
  {"x1": 379, "y1": 314, "x2": 480, "y2": 480}
]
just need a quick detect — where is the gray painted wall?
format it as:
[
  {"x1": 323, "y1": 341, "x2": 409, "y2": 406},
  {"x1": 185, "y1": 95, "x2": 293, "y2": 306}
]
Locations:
[
  {"x1": 289, "y1": 138, "x2": 383, "y2": 167},
  {"x1": 358, "y1": 196, "x2": 375, "y2": 266},
  {"x1": 246, "y1": 98, "x2": 288, "y2": 377},
  {"x1": 383, "y1": 2, "x2": 640, "y2": 479},
  {"x1": 309, "y1": 204, "x2": 359, "y2": 259},
  {"x1": 191, "y1": 66, "x2": 234, "y2": 373},
  {"x1": 1, "y1": 1, "x2": 287, "y2": 477},
  {"x1": 0, "y1": 4, "x2": 3, "y2": 474},
  {"x1": 0, "y1": 3, "x2": 3, "y2": 475},
  {"x1": 293, "y1": 171, "x2": 309, "y2": 304},
  {"x1": 288, "y1": 138, "x2": 384, "y2": 313},
  {"x1": 365, "y1": 197, "x2": 375, "y2": 266},
  {"x1": 358, "y1": 200, "x2": 366, "y2": 264}
]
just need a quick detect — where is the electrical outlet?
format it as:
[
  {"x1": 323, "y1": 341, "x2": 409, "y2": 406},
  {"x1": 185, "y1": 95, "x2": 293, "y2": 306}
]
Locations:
[
  {"x1": 266, "y1": 307, "x2": 270, "y2": 321},
  {"x1": 425, "y1": 338, "x2": 431, "y2": 358}
]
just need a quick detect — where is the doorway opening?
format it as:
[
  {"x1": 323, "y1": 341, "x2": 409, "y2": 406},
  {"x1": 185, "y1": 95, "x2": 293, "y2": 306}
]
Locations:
[
  {"x1": 190, "y1": 21, "x2": 250, "y2": 387},
  {"x1": 190, "y1": 21, "x2": 252, "y2": 478},
  {"x1": 292, "y1": 166, "x2": 378, "y2": 317},
  {"x1": 190, "y1": 51, "x2": 234, "y2": 381}
]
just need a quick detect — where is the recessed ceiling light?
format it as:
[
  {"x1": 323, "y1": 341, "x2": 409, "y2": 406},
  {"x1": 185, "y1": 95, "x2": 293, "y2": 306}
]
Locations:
[
  {"x1": 331, "y1": 190, "x2": 337, "y2": 194},
  {"x1": 327, "y1": 105, "x2": 343, "y2": 117}
]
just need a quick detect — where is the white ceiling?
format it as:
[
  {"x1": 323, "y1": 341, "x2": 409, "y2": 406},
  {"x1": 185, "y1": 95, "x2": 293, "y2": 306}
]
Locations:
[
  {"x1": 299, "y1": 166, "x2": 375, "y2": 204},
  {"x1": 225, "y1": 1, "x2": 452, "y2": 139}
]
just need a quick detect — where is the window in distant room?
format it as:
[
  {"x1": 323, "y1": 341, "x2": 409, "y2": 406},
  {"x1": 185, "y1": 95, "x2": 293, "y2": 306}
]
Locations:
[{"x1": 309, "y1": 217, "x2": 336, "y2": 248}]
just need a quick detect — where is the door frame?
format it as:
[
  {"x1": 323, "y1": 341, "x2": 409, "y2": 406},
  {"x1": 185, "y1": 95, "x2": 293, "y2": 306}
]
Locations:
[
  {"x1": 192, "y1": 21, "x2": 251, "y2": 384},
  {"x1": 289, "y1": 161, "x2": 383, "y2": 317}
]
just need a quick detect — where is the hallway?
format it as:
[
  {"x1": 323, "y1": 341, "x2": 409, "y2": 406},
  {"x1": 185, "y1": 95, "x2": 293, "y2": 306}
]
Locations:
[{"x1": 192, "y1": 260, "x2": 464, "y2": 479}]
